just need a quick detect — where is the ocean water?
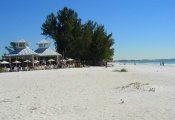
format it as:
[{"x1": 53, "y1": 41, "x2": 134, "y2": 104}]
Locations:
[{"x1": 117, "y1": 59, "x2": 175, "y2": 65}]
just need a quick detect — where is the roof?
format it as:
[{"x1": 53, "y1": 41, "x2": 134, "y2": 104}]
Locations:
[
  {"x1": 15, "y1": 39, "x2": 28, "y2": 43},
  {"x1": 37, "y1": 39, "x2": 50, "y2": 44},
  {"x1": 35, "y1": 47, "x2": 62, "y2": 57},
  {"x1": 5, "y1": 47, "x2": 38, "y2": 57}
]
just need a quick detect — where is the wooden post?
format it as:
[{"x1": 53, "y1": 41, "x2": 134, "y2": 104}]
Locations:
[
  {"x1": 32, "y1": 55, "x2": 34, "y2": 69},
  {"x1": 9, "y1": 56, "x2": 11, "y2": 63},
  {"x1": 56, "y1": 56, "x2": 59, "y2": 65},
  {"x1": 9, "y1": 57, "x2": 12, "y2": 70}
]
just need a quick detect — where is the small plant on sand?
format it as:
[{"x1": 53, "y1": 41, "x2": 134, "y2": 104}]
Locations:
[
  {"x1": 120, "y1": 99, "x2": 124, "y2": 104},
  {"x1": 115, "y1": 82, "x2": 156, "y2": 92},
  {"x1": 149, "y1": 88, "x2": 155, "y2": 92},
  {"x1": 113, "y1": 68, "x2": 128, "y2": 72},
  {"x1": 120, "y1": 68, "x2": 127, "y2": 72}
]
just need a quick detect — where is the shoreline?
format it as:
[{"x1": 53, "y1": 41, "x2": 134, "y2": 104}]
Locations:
[{"x1": 115, "y1": 62, "x2": 175, "y2": 67}]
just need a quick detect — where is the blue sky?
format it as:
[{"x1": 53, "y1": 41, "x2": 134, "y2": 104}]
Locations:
[{"x1": 0, "y1": 0, "x2": 175, "y2": 60}]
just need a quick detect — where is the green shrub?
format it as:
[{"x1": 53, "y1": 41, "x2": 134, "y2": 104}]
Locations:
[
  {"x1": 0, "y1": 68, "x2": 5, "y2": 73},
  {"x1": 113, "y1": 68, "x2": 128, "y2": 72},
  {"x1": 120, "y1": 68, "x2": 127, "y2": 72}
]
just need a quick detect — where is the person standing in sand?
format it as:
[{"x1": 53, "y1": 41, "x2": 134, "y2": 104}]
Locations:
[
  {"x1": 162, "y1": 61, "x2": 164, "y2": 66},
  {"x1": 105, "y1": 61, "x2": 107, "y2": 68}
]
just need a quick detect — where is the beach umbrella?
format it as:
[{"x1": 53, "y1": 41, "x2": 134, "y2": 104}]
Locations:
[
  {"x1": 13, "y1": 60, "x2": 21, "y2": 64},
  {"x1": 24, "y1": 60, "x2": 31, "y2": 63},
  {"x1": 67, "y1": 58, "x2": 74, "y2": 64},
  {"x1": 62, "y1": 59, "x2": 66, "y2": 62},
  {"x1": 67, "y1": 58, "x2": 73, "y2": 61},
  {"x1": 34, "y1": 60, "x2": 40, "y2": 63},
  {"x1": 0, "y1": 61, "x2": 10, "y2": 64},
  {"x1": 13, "y1": 60, "x2": 21, "y2": 66},
  {"x1": 0, "y1": 61, "x2": 10, "y2": 68},
  {"x1": 48, "y1": 59, "x2": 55, "y2": 62},
  {"x1": 24, "y1": 60, "x2": 31, "y2": 67},
  {"x1": 34, "y1": 60, "x2": 40, "y2": 64},
  {"x1": 48, "y1": 59, "x2": 55, "y2": 64},
  {"x1": 61, "y1": 59, "x2": 67, "y2": 64}
]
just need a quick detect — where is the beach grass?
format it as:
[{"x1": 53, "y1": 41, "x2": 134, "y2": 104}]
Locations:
[{"x1": 0, "y1": 68, "x2": 5, "y2": 73}]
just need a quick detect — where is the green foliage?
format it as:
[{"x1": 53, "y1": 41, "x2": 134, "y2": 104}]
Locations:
[
  {"x1": 5, "y1": 42, "x2": 17, "y2": 53},
  {"x1": 0, "y1": 68, "x2": 5, "y2": 73},
  {"x1": 113, "y1": 68, "x2": 127, "y2": 72},
  {"x1": 41, "y1": 7, "x2": 114, "y2": 65},
  {"x1": 120, "y1": 68, "x2": 127, "y2": 72}
]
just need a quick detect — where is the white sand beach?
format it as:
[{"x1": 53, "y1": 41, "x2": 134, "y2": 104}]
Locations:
[{"x1": 0, "y1": 64, "x2": 175, "y2": 120}]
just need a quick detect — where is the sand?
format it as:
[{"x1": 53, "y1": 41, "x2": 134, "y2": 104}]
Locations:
[{"x1": 0, "y1": 64, "x2": 175, "y2": 120}]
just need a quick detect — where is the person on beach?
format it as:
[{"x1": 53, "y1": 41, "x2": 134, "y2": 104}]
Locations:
[
  {"x1": 105, "y1": 61, "x2": 107, "y2": 68},
  {"x1": 134, "y1": 62, "x2": 136, "y2": 65},
  {"x1": 162, "y1": 61, "x2": 164, "y2": 66},
  {"x1": 160, "y1": 61, "x2": 164, "y2": 66}
]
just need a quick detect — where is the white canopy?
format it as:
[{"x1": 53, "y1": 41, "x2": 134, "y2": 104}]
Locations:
[
  {"x1": 0, "y1": 61, "x2": 10, "y2": 64},
  {"x1": 24, "y1": 60, "x2": 31, "y2": 63},
  {"x1": 13, "y1": 60, "x2": 21, "y2": 64},
  {"x1": 48, "y1": 59, "x2": 55, "y2": 62},
  {"x1": 34, "y1": 60, "x2": 40, "y2": 63},
  {"x1": 62, "y1": 59, "x2": 66, "y2": 62},
  {"x1": 67, "y1": 58, "x2": 74, "y2": 61}
]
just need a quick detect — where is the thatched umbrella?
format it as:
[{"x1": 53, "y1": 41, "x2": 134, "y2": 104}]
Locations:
[
  {"x1": 13, "y1": 60, "x2": 21, "y2": 66},
  {"x1": 0, "y1": 61, "x2": 10, "y2": 68},
  {"x1": 24, "y1": 60, "x2": 31, "y2": 67},
  {"x1": 48, "y1": 59, "x2": 55, "y2": 64}
]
